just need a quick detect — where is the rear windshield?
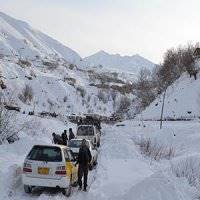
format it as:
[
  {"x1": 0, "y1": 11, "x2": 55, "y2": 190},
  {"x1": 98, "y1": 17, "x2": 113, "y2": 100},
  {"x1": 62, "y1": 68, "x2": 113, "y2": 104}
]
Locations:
[
  {"x1": 68, "y1": 140, "x2": 82, "y2": 148},
  {"x1": 68, "y1": 140, "x2": 89, "y2": 148},
  {"x1": 27, "y1": 146, "x2": 62, "y2": 162},
  {"x1": 77, "y1": 126, "x2": 94, "y2": 136}
]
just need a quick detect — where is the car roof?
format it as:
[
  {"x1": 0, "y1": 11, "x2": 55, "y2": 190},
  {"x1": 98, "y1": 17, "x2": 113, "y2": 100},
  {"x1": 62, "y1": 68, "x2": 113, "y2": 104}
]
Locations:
[
  {"x1": 70, "y1": 138, "x2": 90, "y2": 142},
  {"x1": 77, "y1": 125, "x2": 94, "y2": 127},
  {"x1": 33, "y1": 144, "x2": 69, "y2": 150}
]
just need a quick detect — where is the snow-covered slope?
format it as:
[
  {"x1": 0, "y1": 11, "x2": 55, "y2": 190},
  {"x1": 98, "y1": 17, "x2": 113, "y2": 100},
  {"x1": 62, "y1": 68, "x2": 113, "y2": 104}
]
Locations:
[
  {"x1": 141, "y1": 73, "x2": 200, "y2": 120},
  {"x1": 0, "y1": 12, "x2": 81, "y2": 63},
  {"x1": 0, "y1": 12, "x2": 138, "y2": 118},
  {"x1": 84, "y1": 50, "x2": 155, "y2": 74}
]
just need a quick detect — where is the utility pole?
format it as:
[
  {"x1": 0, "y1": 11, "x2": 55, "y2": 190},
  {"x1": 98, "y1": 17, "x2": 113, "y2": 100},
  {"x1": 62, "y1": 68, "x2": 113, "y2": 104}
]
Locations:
[{"x1": 160, "y1": 89, "x2": 166, "y2": 129}]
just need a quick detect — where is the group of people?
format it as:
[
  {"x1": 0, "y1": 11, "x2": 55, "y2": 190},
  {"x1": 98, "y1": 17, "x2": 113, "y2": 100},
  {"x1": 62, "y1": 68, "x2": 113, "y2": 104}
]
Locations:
[{"x1": 52, "y1": 128, "x2": 75, "y2": 145}]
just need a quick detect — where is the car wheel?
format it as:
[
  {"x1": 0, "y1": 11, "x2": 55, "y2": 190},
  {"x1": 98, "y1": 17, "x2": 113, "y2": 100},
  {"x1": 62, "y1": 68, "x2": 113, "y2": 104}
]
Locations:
[
  {"x1": 97, "y1": 141, "x2": 100, "y2": 147},
  {"x1": 62, "y1": 175, "x2": 72, "y2": 197},
  {"x1": 62, "y1": 186, "x2": 72, "y2": 197},
  {"x1": 93, "y1": 159, "x2": 98, "y2": 166},
  {"x1": 24, "y1": 185, "x2": 32, "y2": 194}
]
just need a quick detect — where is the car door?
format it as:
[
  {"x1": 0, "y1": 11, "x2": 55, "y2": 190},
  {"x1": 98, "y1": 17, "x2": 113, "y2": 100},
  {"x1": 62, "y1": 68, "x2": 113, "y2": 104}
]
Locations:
[
  {"x1": 63, "y1": 149, "x2": 78, "y2": 184},
  {"x1": 90, "y1": 142, "x2": 97, "y2": 162}
]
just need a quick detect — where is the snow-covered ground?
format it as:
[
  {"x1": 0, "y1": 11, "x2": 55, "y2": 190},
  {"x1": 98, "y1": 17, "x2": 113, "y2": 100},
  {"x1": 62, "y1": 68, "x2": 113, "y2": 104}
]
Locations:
[
  {"x1": 1, "y1": 10, "x2": 200, "y2": 200},
  {"x1": 1, "y1": 117, "x2": 200, "y2": 200},
  {"x1": 0, "y1": 11, "x2": 141, "y2": 117},
  {"x1": 141, "y1": 73, "x2": 200, "y2": 120}
]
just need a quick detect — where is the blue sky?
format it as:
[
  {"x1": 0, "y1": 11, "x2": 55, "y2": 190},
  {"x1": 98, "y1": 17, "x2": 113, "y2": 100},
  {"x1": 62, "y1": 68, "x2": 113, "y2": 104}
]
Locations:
[{"x1": 1, "y1": 0, "x2": 200, "y2": 63}]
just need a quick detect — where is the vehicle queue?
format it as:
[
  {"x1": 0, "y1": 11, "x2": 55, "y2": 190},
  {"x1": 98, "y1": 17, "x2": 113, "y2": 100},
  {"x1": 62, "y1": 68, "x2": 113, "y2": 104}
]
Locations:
[{"x1": 22, "y1": 116, "x2": 101, "y2": 196}]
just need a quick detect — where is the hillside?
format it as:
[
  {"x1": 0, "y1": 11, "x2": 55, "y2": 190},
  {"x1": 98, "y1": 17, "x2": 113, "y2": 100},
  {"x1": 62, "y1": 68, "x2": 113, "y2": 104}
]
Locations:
[
  {"x1": 0, "y1": 12, "x2": 81, "y2": 64},
  {"x1": 84, "y1": 50, "x2": 155, "y2": 74},
  {"x1": 141, "y1": 73, "x2": 200, "y2": 120},
  {"x1": 0, "y1": 12, "x2": 138, "y2": 119}
]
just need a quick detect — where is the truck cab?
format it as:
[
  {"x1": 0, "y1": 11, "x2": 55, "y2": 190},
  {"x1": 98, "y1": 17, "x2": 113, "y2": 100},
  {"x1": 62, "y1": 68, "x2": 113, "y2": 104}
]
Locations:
[{"x1": 76, "y1": 125, "x2": 101, "y2": 147}]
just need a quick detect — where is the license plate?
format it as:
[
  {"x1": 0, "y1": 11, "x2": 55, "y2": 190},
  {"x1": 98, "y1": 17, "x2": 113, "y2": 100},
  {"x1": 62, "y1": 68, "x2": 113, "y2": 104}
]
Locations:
[{"x1": 38, "y1": 167, "x2": 49, "y2": 175}]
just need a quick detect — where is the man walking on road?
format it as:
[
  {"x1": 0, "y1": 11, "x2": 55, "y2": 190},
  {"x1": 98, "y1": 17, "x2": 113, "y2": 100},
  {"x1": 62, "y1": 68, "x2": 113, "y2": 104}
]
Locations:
[
  {"x1": 69, "y1": 128, "x2": 75, "y2": 140},
  {"x1": 61, "y1": 130, "x2": 68, "y2": 145},
  {"x1": 76, "y1": 139, "x2": 92, "y2": 191}
]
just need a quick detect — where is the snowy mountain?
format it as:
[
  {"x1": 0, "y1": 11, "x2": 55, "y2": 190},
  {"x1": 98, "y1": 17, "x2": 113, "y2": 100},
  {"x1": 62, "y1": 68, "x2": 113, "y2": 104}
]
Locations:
[
  {"x1": 0, "y1": 12, "x2": 81, "y2": 64},
  {"x1": 140, "y1": 73, "x2": 200, "y2": 120},
  {"x1": 0, "y1": 12, "x2": 137, "y2": 118},
  {"x1": 1, "y1": 11, "x2": 200, "y2": 200},
  {"x1": 84, "y1": 50, "x2": 155, "y2": 74}
]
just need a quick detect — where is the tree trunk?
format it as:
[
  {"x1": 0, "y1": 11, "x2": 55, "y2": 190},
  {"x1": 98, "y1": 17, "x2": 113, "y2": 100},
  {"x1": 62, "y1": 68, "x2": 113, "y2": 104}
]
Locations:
[{"x1": 160, "y1": 90, "x2": 166, "y2": 129}]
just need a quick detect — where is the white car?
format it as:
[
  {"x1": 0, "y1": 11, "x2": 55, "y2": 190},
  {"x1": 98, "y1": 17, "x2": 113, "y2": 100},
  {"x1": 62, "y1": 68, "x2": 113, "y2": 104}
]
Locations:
[
  {"x1": 68, "y1": 138, "x2": 98, "y2": 169},
  {"x1": 22, "y1": 144, "x2": 78, "y2": 196},
  {"x1": 76, "y1": 125, "x2": 101, "y2": 147}
]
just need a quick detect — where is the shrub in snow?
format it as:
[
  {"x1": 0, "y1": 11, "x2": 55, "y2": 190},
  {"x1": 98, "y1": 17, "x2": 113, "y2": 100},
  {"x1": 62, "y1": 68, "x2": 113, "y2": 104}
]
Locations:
[
  {"x1": 76, "y1": 86, "x2": 86, "y2": 98},
  {"x1": 110, "y1": 90, "x2": 117, "y2": 101},
  {"x1": 116, "y1": 96, "x2": 131, "y2": 114},
  {"x1": 136, "y1": 68, "x2": 156, "y2": 110},
  {"x1": 0, "y1": 98, "x2": 20, "y2": 144},
  {"x1": 171, "y1": 156, "x2": 200, "y2": 189},
  {"x1": 30, "y1": 69, "x2": 36, "y2": 78},
  {"x1": 47, "y1": 99, "x2": 55, "y2": 112},
  {"x1": 64, "y1": 77, "x2": 76, "y2": 86},
  {"x1": 97, "y1": 90, "x2": 109, "y2": 104},
  {"x1": 18, "y1": 85, "x2": 33, "y2": 104},
  {"x1": 17, "y1": 59, "x2": 31, "y2": 68},
  {"x1": 69, "y1": 63, "x2": 76, "y2": 70},
  {"x1": 42, "y1": 60, "x2": 58, "y2": 70},
  {"x1": 63, "y1": 96, "x2": 68, "y2": 102},
  {"x1": 136, "y1": 137, "x2": 175, "y2": 161},
  {"x1": 87, "y1": 95, "x2": 91, "y2": 102}
]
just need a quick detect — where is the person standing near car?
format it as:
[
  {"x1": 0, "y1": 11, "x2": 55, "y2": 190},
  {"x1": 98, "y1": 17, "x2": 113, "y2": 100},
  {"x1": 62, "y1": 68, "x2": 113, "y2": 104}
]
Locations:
[
  {"x1": 61, "y1": 130, "x2": 68, "y2": 145},
  {"x1": 76, "y1": 139, "x2": 92, "y2": 191},
  {"x1": 52, "y1": 132, "x2": 63, "y2": 145},
  {"x1": 69, "y1": 128, "x2": 75, "y2": 140}
]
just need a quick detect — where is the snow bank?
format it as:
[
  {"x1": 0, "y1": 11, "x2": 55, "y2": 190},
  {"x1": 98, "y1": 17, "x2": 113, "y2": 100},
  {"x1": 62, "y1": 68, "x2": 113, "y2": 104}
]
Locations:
[{"x1": 122, "y1": 172, "x2": 196, "y2": 200}]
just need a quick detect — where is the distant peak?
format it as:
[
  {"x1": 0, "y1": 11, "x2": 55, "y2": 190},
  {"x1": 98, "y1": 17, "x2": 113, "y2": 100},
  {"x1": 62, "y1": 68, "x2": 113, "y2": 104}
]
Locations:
[{"x1": 96, "y1": 50, "x2": 108, "y2": 55}]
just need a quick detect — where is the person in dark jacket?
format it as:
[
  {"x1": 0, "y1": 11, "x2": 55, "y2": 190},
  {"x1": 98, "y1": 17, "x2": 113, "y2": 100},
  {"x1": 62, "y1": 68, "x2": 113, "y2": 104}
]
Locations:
[
  {"x1": 52, "y1": 132, "x2": 63, "y2": 145},
  {"x1": 69, "y1": 128, "x2": 75, "y2": 140},
  {"x1": 61, "y1": 130, "x2": 68, "y2": 145},
  {"x1": 76, "y1": 139, "x2": 92, "y2": 191}
]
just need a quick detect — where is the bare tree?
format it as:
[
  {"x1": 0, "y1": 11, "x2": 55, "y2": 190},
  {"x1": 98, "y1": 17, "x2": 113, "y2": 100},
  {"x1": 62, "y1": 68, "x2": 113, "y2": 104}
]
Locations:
[
  {"x1": 18, "y1": 85, "x2": 33, "y2": 104},
  {"x1": 136, "y1": 68, "x2": 156, "y2": 110},
  {"x1": 0, "y1": 96, "x2": 22, "y2": 144}
]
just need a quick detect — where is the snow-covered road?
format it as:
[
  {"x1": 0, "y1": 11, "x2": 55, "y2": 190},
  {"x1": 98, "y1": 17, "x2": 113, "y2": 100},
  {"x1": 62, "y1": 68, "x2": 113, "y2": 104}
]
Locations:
[
  {"x1": 68, "y1": 123, "x2": 153, "y2": 200},
  {"x1": 1, "y1": 119, "x2": 200, "y2": 200}
]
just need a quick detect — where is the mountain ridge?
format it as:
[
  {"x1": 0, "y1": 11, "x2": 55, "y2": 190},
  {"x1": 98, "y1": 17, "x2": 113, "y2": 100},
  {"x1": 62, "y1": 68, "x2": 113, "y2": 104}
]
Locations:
[
  {"x1": 84, "y1": 50, "x2": 155, "y2": 74},
  {"x1": 0, "y1": 11, "x2": 82, "y2": 64}
]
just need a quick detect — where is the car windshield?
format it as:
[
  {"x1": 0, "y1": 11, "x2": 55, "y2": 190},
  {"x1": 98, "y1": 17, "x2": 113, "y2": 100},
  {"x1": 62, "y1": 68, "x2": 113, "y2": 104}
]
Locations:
[
  {"x1": 27, "y1": 146, "x2": 62, "y2": 162},
  {"x1": 77, "y1": 126, "x2": 94, "y2": 136},
  {"x1": 68, "y1": 140, "x2": 82, "y2": 148}
]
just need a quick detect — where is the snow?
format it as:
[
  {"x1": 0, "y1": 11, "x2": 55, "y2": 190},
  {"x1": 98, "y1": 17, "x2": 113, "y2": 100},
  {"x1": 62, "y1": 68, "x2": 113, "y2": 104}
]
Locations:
[
  {"x1": 1, "y1": 10, "x2": 200, "y2": 200},
  {"x1": 141, "y1": 73, "x2": 200, "y2": 120},
  {"x1": 0, "y1": 11, "x2": 139, "y2": 117},
  {"x1": 1, "y1": 116, "x2": 200, "y2": 200},
  {"x1": 0, "y1": 12, "x2": 81, "y2": 63},
  {"x1": 84, "y1": 51, "x2": 155, "y2": 74}
]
